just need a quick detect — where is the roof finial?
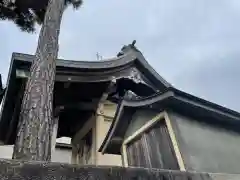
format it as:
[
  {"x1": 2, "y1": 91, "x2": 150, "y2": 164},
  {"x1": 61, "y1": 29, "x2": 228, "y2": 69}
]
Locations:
[
  {"x1": 131, "y1": 40, "x2": 136, "y2": 46},
  {"x1": 96, "y1": 52, "x2": 102, "y2": 61}
]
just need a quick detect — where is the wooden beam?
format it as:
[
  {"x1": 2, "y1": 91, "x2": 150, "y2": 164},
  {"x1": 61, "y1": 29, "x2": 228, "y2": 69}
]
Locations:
[
  {"x1": 123, "y1": 112, "x2": 165, "y2": 145},
  {"x1": 164, "y1": 112, "x2": 186, "y2": 171},
  {"x1": 54, "y1": 101, "x2": 99, "y2": 114},
  {"x1": 71, "y1": 115, "x2": 95, "y2": 145},
  {"x1": 16, "y1": 69, "x2": 112, "y2": 83}
]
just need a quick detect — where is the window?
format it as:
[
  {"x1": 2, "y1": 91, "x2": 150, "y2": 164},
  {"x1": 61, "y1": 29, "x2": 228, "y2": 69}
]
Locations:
[{"x1": 122, "y1": 112, "x2": 185, "y2": 170}]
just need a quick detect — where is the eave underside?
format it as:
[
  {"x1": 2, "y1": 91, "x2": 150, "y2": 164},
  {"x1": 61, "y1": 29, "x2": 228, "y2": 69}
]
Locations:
[
  {"x1": 12, "y1": 44, "x2": 171, "y2": 90},
  {"x1": 100, "y1": 89, "x2": 240, "y2": 155},
  {"x1": 0, "y1": 43, "x2": 172, "y2": 144},
  {"x1": 0, "y1": 54, "x2": 162, "y2": 144}
]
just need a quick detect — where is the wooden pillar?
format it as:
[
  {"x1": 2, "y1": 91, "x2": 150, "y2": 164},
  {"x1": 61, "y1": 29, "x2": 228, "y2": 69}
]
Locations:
[
  {"x1": 91, "y1": 118, "x2": 97, "y2": 165},
  {"x1": 71, "y1": 114, "x2": 95, "y2": 165},
  {"x1": 95, "y1": 92, "x2": 117, "y2": 165},
  {"x1": 71, "y1": 143, "x2": 78, "y2": 164}
]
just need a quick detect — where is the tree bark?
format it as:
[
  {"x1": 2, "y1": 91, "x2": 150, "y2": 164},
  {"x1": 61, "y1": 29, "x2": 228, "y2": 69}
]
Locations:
[
  {"x1": 12, "y1": 0, "x2": 65, "y2": 161},
  {"x1": 51, "y1": 117, "x2": 59, "y2": 155}
]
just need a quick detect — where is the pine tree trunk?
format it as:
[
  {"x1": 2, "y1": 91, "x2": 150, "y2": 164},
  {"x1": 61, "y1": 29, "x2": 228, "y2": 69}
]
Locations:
[{"x1": 12, "y1": 0, "x2": 65, "y2": 161}]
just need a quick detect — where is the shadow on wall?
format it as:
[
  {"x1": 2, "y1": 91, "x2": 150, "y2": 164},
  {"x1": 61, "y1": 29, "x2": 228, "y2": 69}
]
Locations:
[{"x1": 0, "y1": 145, "x2": 72, "y2": 163}]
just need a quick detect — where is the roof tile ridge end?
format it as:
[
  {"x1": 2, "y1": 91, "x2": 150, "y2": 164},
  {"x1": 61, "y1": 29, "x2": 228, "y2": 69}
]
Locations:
[{"x1": 134, "y1": 51, "x2": 172, "y2": 88}]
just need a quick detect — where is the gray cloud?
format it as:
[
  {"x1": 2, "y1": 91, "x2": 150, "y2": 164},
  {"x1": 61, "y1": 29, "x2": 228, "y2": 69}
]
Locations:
[{"x1": 0, "y1": 0, "x2": 240, "y2": 111}]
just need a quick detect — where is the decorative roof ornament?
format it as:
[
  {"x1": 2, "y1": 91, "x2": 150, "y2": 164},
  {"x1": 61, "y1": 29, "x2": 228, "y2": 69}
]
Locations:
[
  {"x1": 131, "y1": 40, "x2": 136, "y2": 46},
  {"x1": 124, "y1": 90, "x2": 138, "y2": 100},
  {"x1": 117, "y1": 40, "x2": 138, "y2": 57},
  {"x1": 96, "y1": 53, "x2": 103, "y2": 61},
  {"x1": 128, "y1": 67, "x2": 145, "y2": 84},
  {"x1": 111, "y1": 76, "x2": 117, "y2": 83}
]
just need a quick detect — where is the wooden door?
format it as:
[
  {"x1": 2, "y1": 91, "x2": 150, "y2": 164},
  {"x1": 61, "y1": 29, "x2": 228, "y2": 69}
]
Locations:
[{"x1": 126, "y1": 120, "x2": 179, "y2": 170}]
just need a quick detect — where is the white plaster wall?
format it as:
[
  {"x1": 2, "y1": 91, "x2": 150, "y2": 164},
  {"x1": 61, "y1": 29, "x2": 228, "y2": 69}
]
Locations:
[
  {"x1": 95, "y1": 101, "x2": 122, "y2": 166},
  {"x1": 52, "y1": 147, "x2": 72, "y2": 163},
  {"x1": 0, "y1": 145, "x2": 13, "y2": 159},
  {"x1": 95, "y1": 115, "x2": 122, "y2": 166}
]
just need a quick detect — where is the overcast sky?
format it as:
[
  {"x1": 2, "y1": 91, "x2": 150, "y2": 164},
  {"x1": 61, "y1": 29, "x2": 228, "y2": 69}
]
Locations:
[{"x1": 0, "y1": 0, "x2": 240, "y2": 112}]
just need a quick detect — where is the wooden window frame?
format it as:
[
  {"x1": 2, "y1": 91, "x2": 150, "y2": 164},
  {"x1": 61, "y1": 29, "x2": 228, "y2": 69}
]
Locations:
[{"x1": 121, "y1": 111, "x2": 186, "y2": 171}]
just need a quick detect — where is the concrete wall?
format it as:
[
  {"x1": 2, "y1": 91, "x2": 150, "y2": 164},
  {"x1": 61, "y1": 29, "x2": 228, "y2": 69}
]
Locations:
[
  {"x1": 1, "y1": 159, "x2": 240, "y2": 180},
  {"x1": 124, "y1": 109, "x2": 159, "y2": 139},
  {"x1": 0, "y1": 159, "x2": 217, "y2": 180},
  {"x1": 0, "y1": 145, "x2": 72, "y2": 163},
  {"x1": 169, "y1": 112, "x2": 240, "y2": 174}
]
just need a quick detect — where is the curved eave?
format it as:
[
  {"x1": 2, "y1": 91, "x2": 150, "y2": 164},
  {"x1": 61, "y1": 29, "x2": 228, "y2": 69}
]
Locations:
[
  {"x1": 171, "y1": 87, "x2": 240, "y2": 120},
  {"x1": 133, "y1": 51, "x2": 172, "y2": 89},
  {"x1": 12, "y1": 51, "x2": 137, "y2": 71},
  {"x1": 99, "y1": 90, "x2": 174, "y2": 154},
  {"x1": 99, "y1": 88, "x2": 240, "y2": 154},
  {"x1": 12, "y1": 52, "x2": 139, "y2": 84},
  {"x1": 12, "y1": 47, "x2": 172, "y2": 91}
]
